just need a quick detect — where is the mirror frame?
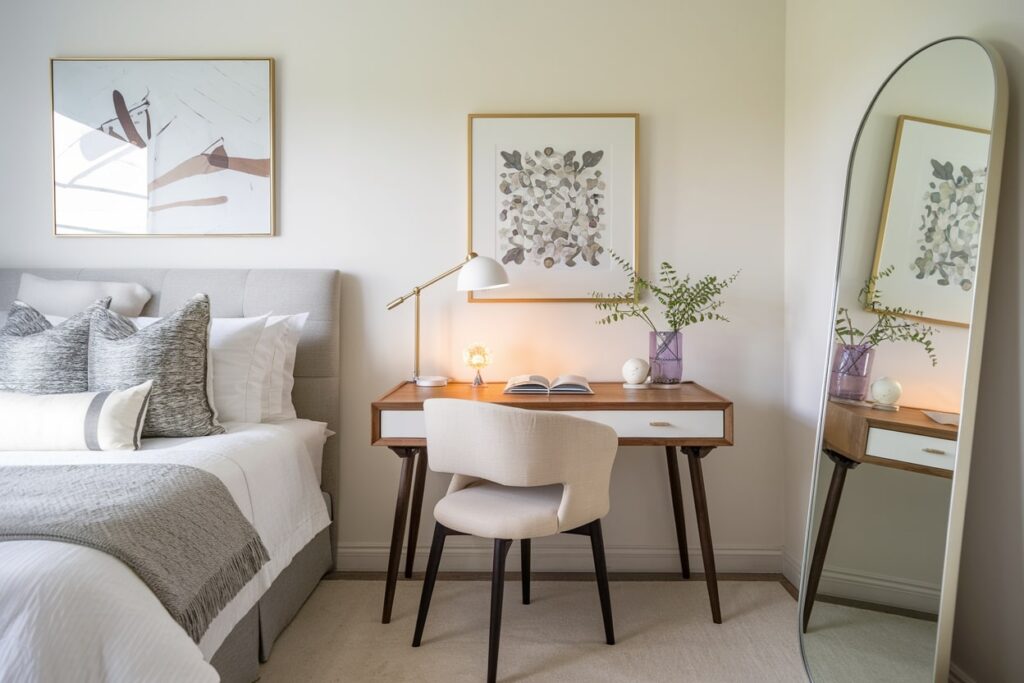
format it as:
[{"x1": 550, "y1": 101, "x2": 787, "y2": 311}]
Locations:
[{"x1": 797, "y1": 36, "x2": 1008, "y2": 682}]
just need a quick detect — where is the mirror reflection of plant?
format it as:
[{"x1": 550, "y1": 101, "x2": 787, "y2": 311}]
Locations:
[
  {"x1": 592, "y1": 251, "x2": 739, "y2": 334},
  {"x1": 834, "y1": 265, "x2": 938, "y2": 370}
]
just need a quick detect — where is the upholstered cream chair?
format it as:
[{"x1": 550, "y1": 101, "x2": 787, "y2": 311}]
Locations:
[{"x1": 412, "y1": 398, "x2": 618, "y2": 683}]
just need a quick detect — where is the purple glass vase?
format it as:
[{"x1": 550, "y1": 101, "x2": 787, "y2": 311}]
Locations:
[
  {"x1": 829, "y1": 343, "x2": 875, "y2": 401},
  {"x1": 649, "y1": 331, "x2": 683, "y2": 384}
]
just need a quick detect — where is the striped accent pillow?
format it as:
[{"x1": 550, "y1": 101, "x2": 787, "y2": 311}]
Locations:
[{"x1": 0, "y1": 381, "x2": 153, "y2": 451}]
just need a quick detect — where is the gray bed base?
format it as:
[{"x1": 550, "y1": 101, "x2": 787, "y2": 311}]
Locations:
[
  {"x1": 0, "y1": 269, "x2": 341, "y2": 683},
  {"x1": 212, "y1": 503, "x2": 333, "y2": 683}
]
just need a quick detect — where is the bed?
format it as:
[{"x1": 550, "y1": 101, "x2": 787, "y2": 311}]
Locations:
[{"x1": 0, "y1": 268, "x2": 341, "y2": 683}]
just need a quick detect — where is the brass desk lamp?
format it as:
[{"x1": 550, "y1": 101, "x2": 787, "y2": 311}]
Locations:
[{"x1": 386, "y1": 252, "x2": 509, "y2": 387}]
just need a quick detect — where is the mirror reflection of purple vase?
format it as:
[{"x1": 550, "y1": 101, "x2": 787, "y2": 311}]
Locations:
[{"x1": 829, "y1": 343, "x2": 875, "y2": 401}]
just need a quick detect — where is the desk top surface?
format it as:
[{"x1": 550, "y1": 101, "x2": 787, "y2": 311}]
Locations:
[{"x1": 373, "y1": 381, "x2": 732, "y2": 411}]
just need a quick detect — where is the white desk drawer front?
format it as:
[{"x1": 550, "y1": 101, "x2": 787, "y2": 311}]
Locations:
[
  {"x1": 560, "y1": 410, "x2": 724, "y2": 439},
  {"x1": 865, "y1": 428, "x2": 956, "y2": 471},
  {"x1": 380, "y1": 409, "x2": 724, "y2": 440}
]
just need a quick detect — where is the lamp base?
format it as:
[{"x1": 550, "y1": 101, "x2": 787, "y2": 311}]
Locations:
[{"x1": 415, "y1": 375, "x2": 449, "y2": 387}]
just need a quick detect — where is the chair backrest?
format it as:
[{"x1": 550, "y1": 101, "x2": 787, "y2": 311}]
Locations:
[{"x1": 423, "y1": 398, "x2": 619, "y2": 530}]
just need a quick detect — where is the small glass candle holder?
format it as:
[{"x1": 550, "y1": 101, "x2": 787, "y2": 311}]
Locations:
[{"x1": 463, "y1": 343, "x2": 492, "y2": 386}]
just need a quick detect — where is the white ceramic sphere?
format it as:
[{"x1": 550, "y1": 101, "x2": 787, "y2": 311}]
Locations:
[
  {"x1": 871, "y1": 377, "x2": 903, "y2": 405},
  {"x1": 622, "y1": 358, "x2": 650, "y2": 385}
]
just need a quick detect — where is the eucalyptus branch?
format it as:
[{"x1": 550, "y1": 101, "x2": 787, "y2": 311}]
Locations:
[
  {"x1": 834, "y1": 265, "x2": 939, "y2": 366},
  {"x1": 593, "y1": 251, "x2": 739, "y2": 333}
]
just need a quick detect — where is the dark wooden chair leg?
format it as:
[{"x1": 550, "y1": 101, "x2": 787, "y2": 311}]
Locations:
[
  {"x1": 684, "y1": 447, "x2": 721, "y2": 624},
  {"x1": 383, "y1": 448, "x2": 416, "y2": 624},
  {"x1": 412, "y1": 522, "x2": 449, "y2": 646},
  {"x1": 488, "y1": 539, "x2": 513, "y2": 683},
  {"x1": 803, "y1": 451, "x2": 857, "y2": 633},
  {"x1": 405, "y1": 448, "x2": 429, "y2": 578},
  {"x1": 521, "y1": 538, "x2": 531, "y2": 605},
  {"x1": 588, "y1": 520, "x2": 615, "y2": 645},
  {"x1": 665, "y1": 446, "x2": 691, "y2": 579}
]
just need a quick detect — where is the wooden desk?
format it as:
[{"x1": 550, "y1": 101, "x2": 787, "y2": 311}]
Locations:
[
  {"x1": 371, "y1": 381, "x2": 734, "y2": 625},
  {"x1": 802, "y1": 400, "x2": 958, "y2": 631}
]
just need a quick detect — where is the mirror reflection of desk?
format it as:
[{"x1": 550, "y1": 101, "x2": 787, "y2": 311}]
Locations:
[{"x1": 802, "y1": 400, "x2": 958, "y2": 631}]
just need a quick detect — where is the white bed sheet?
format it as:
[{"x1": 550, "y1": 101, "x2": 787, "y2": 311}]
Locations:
[{"x1": 0, "y1": 421, "x2": 331, "y2": 683}]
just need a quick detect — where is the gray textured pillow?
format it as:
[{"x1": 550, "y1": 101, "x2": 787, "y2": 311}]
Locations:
[
  {"x1": 89, "y1": 294, "x2": 223, "y2": 438},
  {"x1": 0, "y1": 298, "x2": 111, "y2": 394}
]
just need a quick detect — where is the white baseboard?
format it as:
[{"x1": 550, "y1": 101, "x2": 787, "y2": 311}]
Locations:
[
  {"x1": 816, "y1": 565, "x2": 940, "y2": 614},
  {"x1": 781, "y1": 550, "x2": 802, "y2": 588},
  {"x1": 773, "y1": 551, "x2": 939, "y2": 615},
  {"x1": 336, "y1": 541, "x2": 783, "y2": 574},
  {"x1": 948, "y1": 661, "x2": 976, "y2": 683}
]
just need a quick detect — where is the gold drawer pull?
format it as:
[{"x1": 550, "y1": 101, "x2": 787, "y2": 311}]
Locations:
[
  {"x1": 922, "y1": 447, "x2": 947, "y2": 455},
  {"x1": 649, "y1": 421, "x2": 672, "y2": 427}
]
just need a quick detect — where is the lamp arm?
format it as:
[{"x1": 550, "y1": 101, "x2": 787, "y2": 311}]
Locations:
[{"x1": 385, "y1": 252, "x2": 478, "y2": 310}]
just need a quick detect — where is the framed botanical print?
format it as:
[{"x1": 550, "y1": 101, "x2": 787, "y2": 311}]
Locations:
[
  {"x1": 51, "y1": 58, "x2": 274, "y2": 236},
  {"x1": 468, "y1": 113, "x2": 638, "y2": 302},
  {"x1": 870, "y1": 115, "x2": 991, "y2": 326}
]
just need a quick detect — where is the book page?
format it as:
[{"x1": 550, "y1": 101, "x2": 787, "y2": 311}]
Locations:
[
  {"x1": 550, "y1": 374, "x2": 592, "y2": 392},
  {"x1": 551, "y1": 374, "x2": 589, "y2": 388},
  {"x1": 506, "y1": 374, "x2": 551, "y2": 388}
]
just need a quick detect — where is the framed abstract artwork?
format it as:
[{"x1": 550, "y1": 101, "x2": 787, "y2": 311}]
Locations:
[
  {"x1": 50, "y1": 58, "x2": 274, "y2": 236},
  {"x1": 468, "y1": 113, "x2": 638, "y2": 302},
  {"x1": 870, "y1": 115, "x2": 991, "y2": 326}
]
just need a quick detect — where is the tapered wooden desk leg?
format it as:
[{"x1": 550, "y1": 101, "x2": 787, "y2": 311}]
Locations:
[
  {"x1": 382, "y1": 448, "x2": 416, "y2": 624},
  {"x1": 665, "y1": 446, "x2": 691, "y2": 579},
  {"x1": 405, "y1": 448, "x2": 429, "y2": 579},
  {"x1": 803, "y1": 450, "x2": 857, "y2": 633},
  {"x1": 684, "y1": 447, "x2": 721, "y2": 624}
]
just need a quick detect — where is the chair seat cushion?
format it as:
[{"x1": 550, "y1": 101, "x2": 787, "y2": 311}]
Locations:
[{"x1": 434, "y1": 482, "x2": 563, "y2": 540}]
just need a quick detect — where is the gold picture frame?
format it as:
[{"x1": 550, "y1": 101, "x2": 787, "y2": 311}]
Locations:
[
  {"x1": 50, "y1": 57, "x2": 276, "y2": 237},
  {"x1": 869, "y1": 114, "x2": 991, "y2": 327},
  {"x1": 467, "y1": 113, "x2": 639, "y2": 303}
]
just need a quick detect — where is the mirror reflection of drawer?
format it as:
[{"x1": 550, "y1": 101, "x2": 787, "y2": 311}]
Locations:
[{"x1": 865, "y1": 427, "x2": 956, "y2": 471}]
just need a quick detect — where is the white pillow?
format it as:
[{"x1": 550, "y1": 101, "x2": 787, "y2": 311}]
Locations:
[
  {"x1": 18, "y1": 273, "x2": 151, "y2": 317},
  {"x1": 208, "y1": 314, "x2": 273, "y2": 423},
  {"x1": 261, "y1": 313, "x2": 309, "y2": 421},
  {"x1": 0, "y1": 381, "x2": 153, "y2": 451}
]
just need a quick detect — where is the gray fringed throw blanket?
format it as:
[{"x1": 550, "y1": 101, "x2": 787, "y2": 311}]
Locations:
[{"x1": 0, "y1": 464, "x2": 269, "y2": 642}]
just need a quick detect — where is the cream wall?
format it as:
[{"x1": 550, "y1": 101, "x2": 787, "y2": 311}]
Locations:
[
  {"x1": 0, "y1": 1, "x2": 787, "y2": 574},
  {"x1": 784, "y1": 1, "x2": 1024, "y2": 679}
]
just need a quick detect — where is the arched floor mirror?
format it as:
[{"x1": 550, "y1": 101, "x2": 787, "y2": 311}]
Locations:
[{"x1": 798, "y1": 37, "x2": 1008, "y2": 682}]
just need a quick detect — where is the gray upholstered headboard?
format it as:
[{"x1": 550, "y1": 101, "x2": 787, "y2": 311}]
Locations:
[{"x1": 0, "y1": 268, "x2": 341, "y2": 516}]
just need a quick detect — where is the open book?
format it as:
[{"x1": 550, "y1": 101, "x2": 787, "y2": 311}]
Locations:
[{"x1": 504, "y1": 374, "x2": 593, "y2": 395}]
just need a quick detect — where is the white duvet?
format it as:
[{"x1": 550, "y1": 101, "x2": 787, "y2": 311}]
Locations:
[{"x1": 0, "y1": 421, "x2": 331, "y2": 683}]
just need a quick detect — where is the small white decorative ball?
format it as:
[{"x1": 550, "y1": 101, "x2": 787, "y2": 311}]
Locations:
[
  {"x1": 871, "y1": 377, "x2": 903, "y2": 405},
  {"x1": 622, "y1": 358, "x2": 650, "y2": 385}
]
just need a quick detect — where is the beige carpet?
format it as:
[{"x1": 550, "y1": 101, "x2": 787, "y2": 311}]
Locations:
[
  {"x1": 804, "y1": 602, "x2": 936, "y2": 683},
  {"x1": 259, "y1": 579, "x2": 806, "y2": 682}
]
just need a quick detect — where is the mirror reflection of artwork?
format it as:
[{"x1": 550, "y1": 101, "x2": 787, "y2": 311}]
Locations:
[
  {"x1": 51, "y1": 59, "x2": 274, "y2": 236},
  {"x1": 871, "y1": 116, "x2": 990, "y2": 326}
]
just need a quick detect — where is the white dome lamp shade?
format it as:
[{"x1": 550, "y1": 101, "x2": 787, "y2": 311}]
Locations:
[
  {"x1": 386, "y1": 252, "x2": 510, "y2": 387},
  {"x1": 457, "y1": 254, "x2": 510, "y2": 292}
]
